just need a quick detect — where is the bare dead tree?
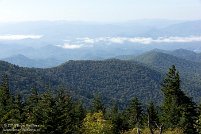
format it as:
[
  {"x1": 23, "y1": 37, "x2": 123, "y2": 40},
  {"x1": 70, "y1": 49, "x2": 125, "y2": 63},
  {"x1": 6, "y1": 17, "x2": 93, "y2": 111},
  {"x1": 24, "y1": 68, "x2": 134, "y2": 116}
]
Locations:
[
  {"x1": 155, "y1": 122, "x2": 163, "y2": 134},
  {"x1": 148, "y1": 113, "x2": 154, "y2": 134}
]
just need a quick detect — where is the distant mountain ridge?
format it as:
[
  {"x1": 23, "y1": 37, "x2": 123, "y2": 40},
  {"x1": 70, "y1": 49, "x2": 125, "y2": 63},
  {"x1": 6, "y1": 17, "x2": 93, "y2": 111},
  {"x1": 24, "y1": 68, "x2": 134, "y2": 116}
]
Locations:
[
  {"x1": 1, "y1": 50, "x2": 201, "y2": 105},
  {"x1": 1, "y1": 19, "x2": 201, "y2": 64},
  {"x1": 0, "y1": 19, "x2": 201, "y2": 105},
  {"x1": 135, "y1": 51, "x2": 201, "y2": 99},
  {"x1": 144, "y1": 20, "x2": 201, "y2": 37},
  {"x1": 2, "y1": 47, "x2": 201, "y2": 68},
  {"x1": 2, "y1": 54, "x2": 63, "y2": 68},
  {"x1": 168, "y1": 49, "x2": 201, "y2": 63},
  {"x1": 116, "y1": 48, "x2": 201, "y2": 63},
  {"x1": 0, "y1": 59, "x2": 163, "y2": 106}
]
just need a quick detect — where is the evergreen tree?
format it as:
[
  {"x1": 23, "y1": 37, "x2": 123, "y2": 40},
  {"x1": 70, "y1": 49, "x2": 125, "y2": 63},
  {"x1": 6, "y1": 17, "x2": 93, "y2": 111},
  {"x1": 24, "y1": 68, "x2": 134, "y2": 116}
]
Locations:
[
  {"x1": 125, "y1": 97, "x2": 143, "y2": 129},
  {"x1": 24, "y1": 88, "x2": 40, "y2": 124},
  {"x1": 161, "y1": 65, "x2": 198, "y2": 133},
  {"x1": 0, "y1": 75, "x2": 12, "y2": 112},
  {"x1": 37, "y1": 90, "x2": 56, "y2": 133},
  {"x1": 73, "y1": 101, "x2": 86, "y2": 133},
  {"x1": 0, "y1": 75, "x2": 14, "y2": 124},
  {"x1": 54, "y1": 89, "x2": 75, "y2": 134},
  {"x1": 10, "y1": 92, "x2": 24, "y2": 123},
  {"x1": 108, "y1": 102, "x2": 123, "y2": 134},
  {"x1": 147, "y1": 102, "x2": 159, "y2": 133},
  {"x1": 161, "y1": 65, "x2": 181, "y2": 128},
  {"x1": 91, "y1": 94, "x2": 105, "y2": 114},
  {"x1": 178, "y1": 95, "x2": 198, "y2": 134}
]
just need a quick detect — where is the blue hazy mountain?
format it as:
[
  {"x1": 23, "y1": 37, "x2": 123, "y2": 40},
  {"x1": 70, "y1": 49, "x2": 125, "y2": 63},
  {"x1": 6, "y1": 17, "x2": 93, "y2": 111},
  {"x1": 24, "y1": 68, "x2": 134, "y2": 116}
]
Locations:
[
  {"x1": 0, "y1": 19, "x2": 201, "y2": 67},
  {"x1": 145, "y1": 20, "x2": 201, "y2": 37},
  {"x1": 133, "y1": 51, "x2": 201, "y2": 100},
  {"x1": 2, "y1": 54, "x2": 63, "y2": 68},
  {"x1": 1, "y1": 51, "x2": 201, "y2": 104}
]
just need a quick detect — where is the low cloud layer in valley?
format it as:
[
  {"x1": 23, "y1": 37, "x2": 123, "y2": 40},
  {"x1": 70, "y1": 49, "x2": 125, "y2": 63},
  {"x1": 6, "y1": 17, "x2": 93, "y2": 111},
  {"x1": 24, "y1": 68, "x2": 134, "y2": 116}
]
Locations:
[
  {"x1": 57, "y1": 36, "x2": 201, "y2": 49},
  {"x1": 0, "y1": 35, "x2": 43, "y2": 40}
]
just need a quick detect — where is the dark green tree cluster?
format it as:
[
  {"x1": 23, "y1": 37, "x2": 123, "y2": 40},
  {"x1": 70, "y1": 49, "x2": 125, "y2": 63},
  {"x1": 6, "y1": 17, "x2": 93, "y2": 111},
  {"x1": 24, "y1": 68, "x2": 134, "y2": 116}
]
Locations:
[
  {"x1": 161, "y1": 65, "x2": 198, "y2": 133},
  {"x1": 1, "y1": 65, "x2": 201, "y2": 134},
  {"x1": 0, "y1": 76, "x2": 85, "y2": 134},
  {"x1": 83, "y1": 65, "x2": 201, "y2": 134}
]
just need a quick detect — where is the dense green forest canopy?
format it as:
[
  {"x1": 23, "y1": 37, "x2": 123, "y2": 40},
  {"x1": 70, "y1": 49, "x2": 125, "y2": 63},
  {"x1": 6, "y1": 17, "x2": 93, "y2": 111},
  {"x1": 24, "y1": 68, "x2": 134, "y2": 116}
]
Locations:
[
  {"x1": 0, "y1": 65, "x2": 201, "y2": 134},
  {"x1": 1, "y1": 50, "x2": 201, "y2": 106},
  {"x1": 0, "y1": 60, "x2": 162, "y2": 106},
  {"x1": 118, "y1": 50, "x2": 201, "y2": 101}
]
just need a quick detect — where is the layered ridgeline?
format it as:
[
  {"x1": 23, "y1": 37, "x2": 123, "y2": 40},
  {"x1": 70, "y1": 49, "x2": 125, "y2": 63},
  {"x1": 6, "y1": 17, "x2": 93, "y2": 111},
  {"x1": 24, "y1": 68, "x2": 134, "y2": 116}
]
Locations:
[
  {"x1": 1, "y1": 49, "x2": 201, "y2": 106},
  {"x1": 1, "y1": 20, "x2": 201, "y2": 68},
  {"x1": 0, "y1": 60, "x2": 162, "y2": 106},
  {"x1": 2, "y1": 54, "x2": 63, "y2": 68},
  {"x1": 116, "y1": 49, "x2": 201, "y2": 63},
  {"x1": 168, "y1": 49, "x2": 201, "y2": 63},
  {"x1": 118, "y1": 50, "x2": 201, "y2": 101}
]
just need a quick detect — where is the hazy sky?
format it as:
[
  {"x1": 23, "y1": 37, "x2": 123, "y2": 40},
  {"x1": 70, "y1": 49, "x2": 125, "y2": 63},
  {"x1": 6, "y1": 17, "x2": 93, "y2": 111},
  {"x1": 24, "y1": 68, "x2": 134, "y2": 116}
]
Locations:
[{"x1": 0, "y1": 0, "x2": 201, "y2": 22}]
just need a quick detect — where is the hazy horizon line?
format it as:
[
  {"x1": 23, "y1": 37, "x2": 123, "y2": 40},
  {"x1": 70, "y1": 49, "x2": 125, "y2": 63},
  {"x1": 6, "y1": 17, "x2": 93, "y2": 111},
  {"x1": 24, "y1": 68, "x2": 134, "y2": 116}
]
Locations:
[{"x1": 0, "y1": 18, "x2": 200, "y2": 24}]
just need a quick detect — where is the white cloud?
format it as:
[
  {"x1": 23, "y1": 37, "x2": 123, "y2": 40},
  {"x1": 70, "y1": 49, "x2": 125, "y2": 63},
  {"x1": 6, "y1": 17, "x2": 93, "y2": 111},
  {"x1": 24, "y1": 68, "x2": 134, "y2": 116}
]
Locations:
[
  {"x1": 76, "y1": 36, "x2": 201, "y2": 45},
  {"x1": 109, "y1": 37, "x2": 126, "y2": 44},
  {"x1": 59, "y1": 36, "x2": 201, "y2": 49},
  {"x1": 128, "y1": 37, "x2": 153, "y2": 44},
  {"x1": 155, "y1": 36, "x2": 201, "y2": 43},
  {"x1": 57, "y1": 44, "x2": 83, "y2": 49},
  {"x1": 82, "y1": 37, "x2": 95, "y2": 44},
  {"x1": 0, "y1": 34, "x2": 43, "y2": 40}
]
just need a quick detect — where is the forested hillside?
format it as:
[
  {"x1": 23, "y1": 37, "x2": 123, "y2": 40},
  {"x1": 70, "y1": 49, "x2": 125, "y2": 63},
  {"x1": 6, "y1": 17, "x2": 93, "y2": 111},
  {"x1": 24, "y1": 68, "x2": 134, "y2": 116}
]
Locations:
[
  {"x1": 169, "y1": 49, "x2": 201, "y2": 63},
  {"x1": 0, "y1": 60, "x2": 162, "y2": 106},
  {"x1": 1, "y1": 65, "x2": 201, "y2": 133},
  {"x1": 1, "y1": 49, "x2": 201, "y2": 105},
  {"x1": 134, "y1": 51, "x2": 201, "y2": 99},
  {"x1": 116, "y1": 50, "x2": 201, "y2": 101}
]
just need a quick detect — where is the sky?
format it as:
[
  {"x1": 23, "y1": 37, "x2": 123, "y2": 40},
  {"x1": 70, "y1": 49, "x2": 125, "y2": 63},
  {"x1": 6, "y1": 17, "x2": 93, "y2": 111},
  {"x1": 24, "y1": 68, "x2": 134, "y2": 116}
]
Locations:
[{"x1": 0, "y1": 0, "x2": 201, "y2": 22}]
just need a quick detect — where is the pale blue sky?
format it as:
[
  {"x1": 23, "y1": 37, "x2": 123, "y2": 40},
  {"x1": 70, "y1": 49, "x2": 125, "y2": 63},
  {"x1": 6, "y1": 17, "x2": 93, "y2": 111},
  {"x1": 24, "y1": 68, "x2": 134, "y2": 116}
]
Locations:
[{"x1": 0, "y1": 0, "x2": 201, "y2": 22}]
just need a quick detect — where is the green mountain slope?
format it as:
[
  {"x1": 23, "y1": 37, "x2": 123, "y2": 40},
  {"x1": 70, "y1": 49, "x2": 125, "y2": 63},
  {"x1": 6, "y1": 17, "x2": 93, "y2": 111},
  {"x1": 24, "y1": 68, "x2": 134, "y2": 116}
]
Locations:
[
  {"x1": 1, "y1": 50, "x2": 201, "y2": 106},
  {"x1": 135, "y1": 51, "x2": 201, "y2": 100},
  {"x1": 169, "y1": 49, "x2": 201, "y2": 63},
  {"x1": 0, "y1": 60, "x2": 163, "y2": 106}
]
